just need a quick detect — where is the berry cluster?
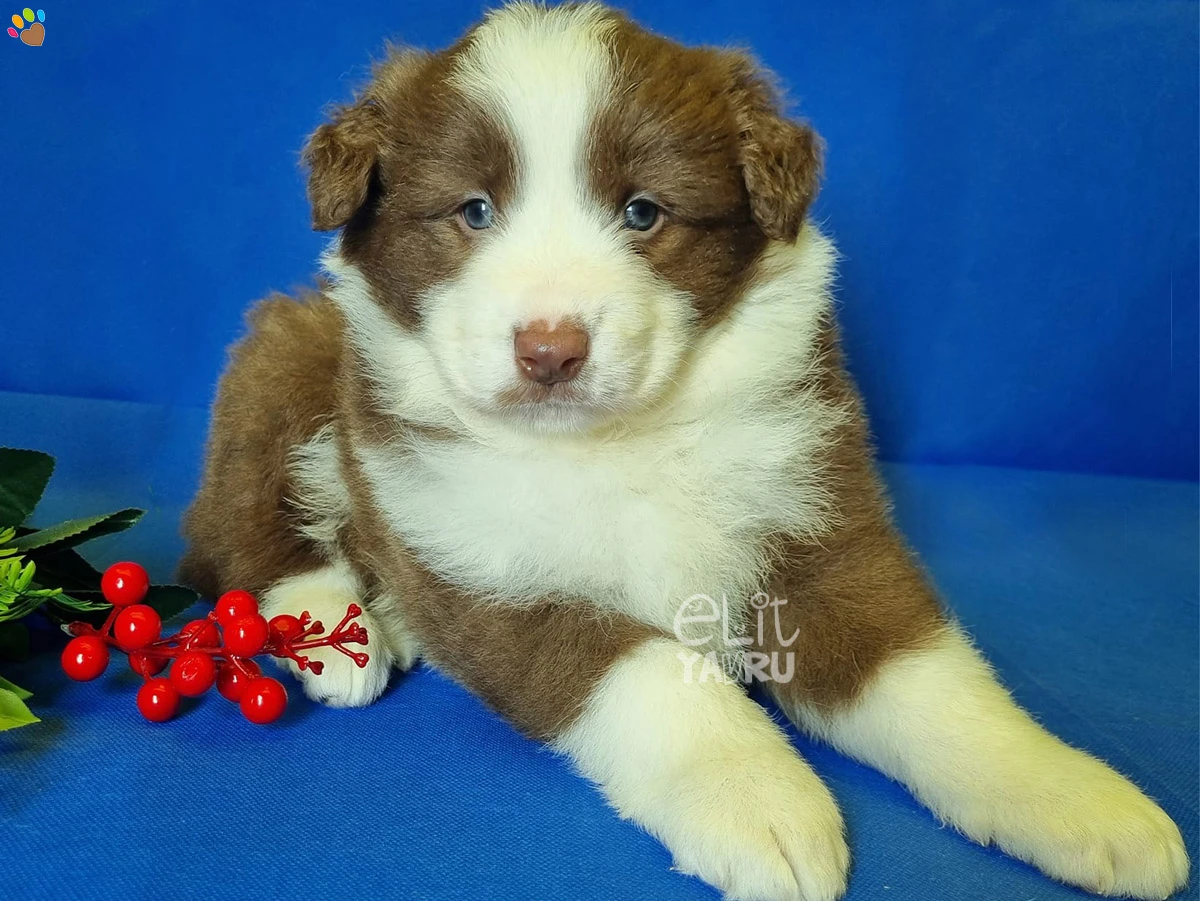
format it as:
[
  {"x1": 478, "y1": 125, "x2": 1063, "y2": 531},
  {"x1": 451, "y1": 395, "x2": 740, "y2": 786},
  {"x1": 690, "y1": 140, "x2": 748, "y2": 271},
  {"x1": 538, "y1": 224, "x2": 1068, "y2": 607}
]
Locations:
[{"x1": 60, "y1": 562, "x2": 370, "y2": 724}]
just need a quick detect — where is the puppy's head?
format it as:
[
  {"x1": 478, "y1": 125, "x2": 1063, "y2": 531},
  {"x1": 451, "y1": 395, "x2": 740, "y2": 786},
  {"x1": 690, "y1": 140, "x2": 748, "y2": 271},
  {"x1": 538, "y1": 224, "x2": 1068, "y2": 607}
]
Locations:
[{"x1": 309, "y1": 2, "x2": 822, "y2": 434}]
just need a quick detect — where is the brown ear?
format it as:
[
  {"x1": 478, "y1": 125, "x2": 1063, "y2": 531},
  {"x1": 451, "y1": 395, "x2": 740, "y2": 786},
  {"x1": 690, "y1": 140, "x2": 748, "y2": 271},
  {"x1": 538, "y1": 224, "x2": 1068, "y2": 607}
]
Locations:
[
  {"x1": 729, "y1": 57, "x2": 824, "y2": 243},
  {"x1": 302, "y1": 99, "x2": 383, "y2": 232}
]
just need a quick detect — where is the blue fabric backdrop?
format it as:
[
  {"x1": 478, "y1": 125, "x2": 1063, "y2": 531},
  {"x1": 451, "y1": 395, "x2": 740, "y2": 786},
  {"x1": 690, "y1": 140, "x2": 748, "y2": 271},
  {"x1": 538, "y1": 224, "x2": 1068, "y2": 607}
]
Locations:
[
  {"x1": 0, "y1": 4, "x2": 1197, "y2": 901},
  {"x1": 0, "y1": 0, "x2": 1196, "y2": 479}
]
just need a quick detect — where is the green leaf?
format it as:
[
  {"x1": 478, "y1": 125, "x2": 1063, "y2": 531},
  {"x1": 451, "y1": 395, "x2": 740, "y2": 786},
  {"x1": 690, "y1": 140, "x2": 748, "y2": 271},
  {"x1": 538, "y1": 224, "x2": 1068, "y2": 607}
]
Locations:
[
  {"x1": 143, "y1": 584, "x2": 200, "y2": 622},
  {"x1": 0, "y1": 593, "x2": 47, "y2": 623},
  {"x1": 0, "y1": 684, "x2": 39, "y2": 730},
  {"x1": 0, "y1": 449, "x2": 55, "y2": 529},
  {"x1": 0, "y1": 676, "x2": 31, "y2": 700},
  {"x1": 28, "y1": 547, "x2": 102, "y2": 592},
  {"x1": 49, "y1": 591, "x2": 112, "y2": 613},
  {"x1": 41, "y1": 598, "x2": 107, "y2": 628},
  {"x1": 9, "y1": 508, "x2": 143, "y2": 554}
]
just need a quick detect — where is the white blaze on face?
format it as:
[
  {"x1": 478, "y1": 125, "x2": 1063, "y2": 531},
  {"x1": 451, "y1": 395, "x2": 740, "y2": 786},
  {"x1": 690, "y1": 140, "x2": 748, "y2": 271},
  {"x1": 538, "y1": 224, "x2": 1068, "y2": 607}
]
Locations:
[{"x1": 423, "y1": 3, "x2": 695, "y2": 432}]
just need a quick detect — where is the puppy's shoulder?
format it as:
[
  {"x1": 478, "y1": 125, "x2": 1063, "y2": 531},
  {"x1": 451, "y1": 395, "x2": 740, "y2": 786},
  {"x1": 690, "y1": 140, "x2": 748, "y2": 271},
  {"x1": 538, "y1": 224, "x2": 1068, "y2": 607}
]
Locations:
[{"x1": 236, "y1": 287, "x2": 344, "y2": 370}]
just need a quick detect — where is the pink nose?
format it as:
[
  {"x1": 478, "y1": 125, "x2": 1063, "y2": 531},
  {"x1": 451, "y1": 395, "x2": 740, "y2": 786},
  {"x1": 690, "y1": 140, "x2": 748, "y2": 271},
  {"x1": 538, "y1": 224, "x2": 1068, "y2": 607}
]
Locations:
[{"x1": 514, "y1": 321, "x2": 590, "y2": 385}]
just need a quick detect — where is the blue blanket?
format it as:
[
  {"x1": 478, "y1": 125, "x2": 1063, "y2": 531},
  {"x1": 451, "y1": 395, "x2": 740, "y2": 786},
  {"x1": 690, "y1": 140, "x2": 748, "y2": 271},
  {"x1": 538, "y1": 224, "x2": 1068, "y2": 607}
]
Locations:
[{"x1": 0, "y1": 392, "x2": 1194, "y2": 901}]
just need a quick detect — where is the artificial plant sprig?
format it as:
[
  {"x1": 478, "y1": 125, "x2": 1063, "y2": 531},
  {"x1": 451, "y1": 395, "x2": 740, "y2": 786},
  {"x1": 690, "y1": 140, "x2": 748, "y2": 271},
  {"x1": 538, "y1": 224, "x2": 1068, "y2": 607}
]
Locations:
[
  {"x1": 0, "y1": 545, "x2": 69, "y2": 622},
  {"x1": 0, "y1": 448, "x2": 200, "y2": 730}
]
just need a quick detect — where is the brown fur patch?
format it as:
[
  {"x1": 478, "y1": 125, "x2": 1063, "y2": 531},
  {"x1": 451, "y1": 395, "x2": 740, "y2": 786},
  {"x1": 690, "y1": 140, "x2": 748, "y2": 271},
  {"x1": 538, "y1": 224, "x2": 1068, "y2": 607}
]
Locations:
[
  {"x1": 589, "y1": 14, "x2": 822, "y2": 323},
  {"x1": 178, "y1": 292, "x2": 343, "y2": 597},
  {"x1": 729, "y1": 57, "x2": 824, "y2": 244},
  {"x1": 303, "y1": 92, "x2": 390, "y2": 233},
  {"x1": 754, "y1": 326, "x2": 947, "y2": 710},
  {"x1": 304, "y1": 44, "x2": 518, "y2": 329}
]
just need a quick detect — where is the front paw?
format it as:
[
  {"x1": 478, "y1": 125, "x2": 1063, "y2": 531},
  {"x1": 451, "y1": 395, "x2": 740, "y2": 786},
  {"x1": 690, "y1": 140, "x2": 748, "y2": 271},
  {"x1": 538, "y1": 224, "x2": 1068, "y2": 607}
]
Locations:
[
  {"x1": 557, "y1": 640, "x2": 850, "y2": 900},
  {"x1": 260, "y1": 565, "x2": 392, "y2": 708},
  {"x1": 277, "y1": 623, "x2": 391, "y2": 709},
  {"x1": 648, "y1": 750, "x2": 849, "y2": 901},
  {"x1": 957, "y1": 750, "x2": 1188, "y2": 899}
]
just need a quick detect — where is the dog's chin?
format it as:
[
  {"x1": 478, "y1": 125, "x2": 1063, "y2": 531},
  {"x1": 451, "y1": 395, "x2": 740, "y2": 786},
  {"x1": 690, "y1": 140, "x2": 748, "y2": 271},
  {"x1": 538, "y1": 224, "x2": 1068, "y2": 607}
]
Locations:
[{"x1": 486, "y1": 381, "x2": 622, "y2": 436}]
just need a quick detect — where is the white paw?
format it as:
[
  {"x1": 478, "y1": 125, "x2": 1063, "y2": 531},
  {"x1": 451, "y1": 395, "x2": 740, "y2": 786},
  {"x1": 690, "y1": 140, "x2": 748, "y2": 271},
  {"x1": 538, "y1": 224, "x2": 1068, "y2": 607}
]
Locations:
[
  {"x1": 260, "y1": 564, "x2": 392, "y2": 708},
  {"x1": 654, "y1": 750, "x2": 850, "y2": 901},
  {"x1": 954, "y1": 749, "x2": 1189, "y2": 899},
  {"x1": 557, "y1": 640, "x2": 850, "y2": 901},
  {"x1": 279, "y1": 620, "x2": 391, "y2": 709}
]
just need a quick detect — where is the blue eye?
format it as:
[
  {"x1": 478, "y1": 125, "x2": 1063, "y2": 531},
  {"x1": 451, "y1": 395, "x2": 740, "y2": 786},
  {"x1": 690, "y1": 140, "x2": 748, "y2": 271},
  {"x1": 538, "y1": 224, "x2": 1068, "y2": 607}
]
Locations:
[
  {"x1": 461, "y1": 199, "x2": 495, "y2": 230},
  {"x1": 623, "y1": 198, "x2": 661, "y2": 231}
]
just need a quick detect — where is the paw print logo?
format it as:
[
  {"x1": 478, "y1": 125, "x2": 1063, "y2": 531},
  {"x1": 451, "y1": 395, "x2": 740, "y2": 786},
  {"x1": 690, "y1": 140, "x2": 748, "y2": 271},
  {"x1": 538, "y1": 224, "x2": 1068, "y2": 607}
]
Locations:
[{"x1": 7, "y1": 8, "x2": 44, "y2": 46}]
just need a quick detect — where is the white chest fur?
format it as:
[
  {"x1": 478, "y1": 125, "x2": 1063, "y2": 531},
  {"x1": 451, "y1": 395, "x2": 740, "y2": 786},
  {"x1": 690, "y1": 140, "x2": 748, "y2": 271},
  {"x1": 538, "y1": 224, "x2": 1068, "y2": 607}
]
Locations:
[{"x1": 355, "y1": 393, "x2": 838, "y2": 635}]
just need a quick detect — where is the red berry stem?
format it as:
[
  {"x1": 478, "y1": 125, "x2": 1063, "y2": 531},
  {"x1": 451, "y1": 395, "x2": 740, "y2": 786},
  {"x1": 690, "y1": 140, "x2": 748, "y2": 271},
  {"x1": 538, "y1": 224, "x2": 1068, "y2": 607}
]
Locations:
[
  {"x1": 62, "y1": 564, "x2": 371, "y2": 726},
  {"x1": 278, "y1": 604, "x2": 371, "y2": 671},
  {"x1": 98, "y1": 606, "x2": 119, "y2": 635}
]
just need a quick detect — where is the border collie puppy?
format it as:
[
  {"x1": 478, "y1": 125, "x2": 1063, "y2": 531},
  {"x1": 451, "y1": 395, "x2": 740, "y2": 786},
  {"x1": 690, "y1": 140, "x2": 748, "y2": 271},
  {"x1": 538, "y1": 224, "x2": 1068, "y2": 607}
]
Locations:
[{"x1": 181, "y1": 4, "x2": 1187, "y2": 899}]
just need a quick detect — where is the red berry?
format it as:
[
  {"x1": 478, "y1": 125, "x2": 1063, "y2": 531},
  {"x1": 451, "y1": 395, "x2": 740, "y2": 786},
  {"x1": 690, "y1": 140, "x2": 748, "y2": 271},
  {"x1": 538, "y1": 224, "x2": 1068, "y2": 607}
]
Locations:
[
  {"x1": 113, "y1": 604, "x2": 162, "y2": 652},
  {"x1": 129, "y1": 652, "x2": 167, "y2": 677},
  {"x1": 170, "y1": 651, "x2": 216, "y2": 697},
  {"x1": 216, "y1": 659, "x2": 261, "y2": 702},
  {"x1": 178, "y1": 618, "x2": 220, "y2": 648},
  {"x1": 100, "y1": 561, "x2": 150, "y2": 607},
  {"x1": 239, "y1": 677, "x2": 287, "y2": 724},
  {"x1": 268, "y1": 614, "x2": 303, "y2": 643},
  {"x1": 225, "y1": 614, "x2": 269, "y2": 657},
  {"x1": 137, "y1": 678, "x2": 180, "y2": 722},
  {"x1": 61, "y1": 635, "x2": 109, "y2": 681},
  {"x1": 215, "y1": 590, "x2": 259, "y2": 626}
]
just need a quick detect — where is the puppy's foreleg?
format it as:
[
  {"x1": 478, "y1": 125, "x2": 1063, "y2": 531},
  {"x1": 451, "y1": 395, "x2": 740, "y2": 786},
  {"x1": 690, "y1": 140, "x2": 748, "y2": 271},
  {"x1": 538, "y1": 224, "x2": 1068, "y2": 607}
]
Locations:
[
  {"x1": 557, "y1": 639, "x2": 848, "y2": 901},
  {"x1": 793, "y1": 629, "x2": 1188, "y2": 900},
  {"x1": 400, "y1": 588, "x2": 849, "y2": 901}
]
